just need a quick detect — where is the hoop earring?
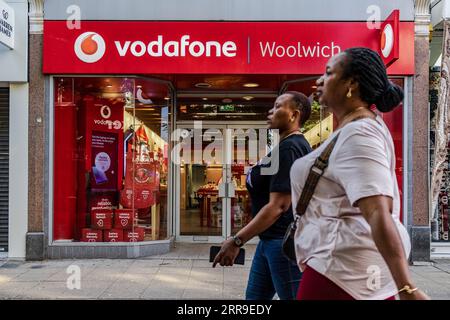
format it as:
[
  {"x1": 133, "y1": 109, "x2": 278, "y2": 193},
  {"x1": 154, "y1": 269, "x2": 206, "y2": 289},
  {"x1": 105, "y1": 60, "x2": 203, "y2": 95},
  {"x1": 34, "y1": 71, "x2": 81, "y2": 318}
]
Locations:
[{"x1": 346, "y1": 88, "x2": 352, "y2": 98}]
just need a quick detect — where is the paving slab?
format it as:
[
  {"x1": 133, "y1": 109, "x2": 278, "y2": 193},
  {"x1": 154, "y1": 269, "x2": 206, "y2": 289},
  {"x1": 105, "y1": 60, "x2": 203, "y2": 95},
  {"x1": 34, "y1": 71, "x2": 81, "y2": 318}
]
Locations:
[
  {"x1": 100, "y1": 278, "x2": 154, "y2": 299},
  {"x1": 0, "y1": 281, "x2": 40, "y2": 299}
]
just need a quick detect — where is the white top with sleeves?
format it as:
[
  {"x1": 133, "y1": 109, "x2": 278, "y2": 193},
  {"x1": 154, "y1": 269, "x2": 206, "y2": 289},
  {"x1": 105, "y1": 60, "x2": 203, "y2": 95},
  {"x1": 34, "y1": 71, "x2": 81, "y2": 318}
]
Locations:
[{"x1": 290, "y1": 115, "x2": 411, "y2": 300}]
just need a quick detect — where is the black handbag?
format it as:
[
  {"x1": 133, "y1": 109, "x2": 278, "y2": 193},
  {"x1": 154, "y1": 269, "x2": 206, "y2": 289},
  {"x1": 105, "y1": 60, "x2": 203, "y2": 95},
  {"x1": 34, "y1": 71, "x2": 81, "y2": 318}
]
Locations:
[{"x1": 282, "y1": 133, "x2": 340, "y2": 262}]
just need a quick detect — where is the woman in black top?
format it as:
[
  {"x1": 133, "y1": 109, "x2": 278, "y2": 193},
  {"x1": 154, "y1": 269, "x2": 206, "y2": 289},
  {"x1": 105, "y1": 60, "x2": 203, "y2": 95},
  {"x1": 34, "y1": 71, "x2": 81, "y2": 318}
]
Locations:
[{"x1": 213, "y1": 91, "x2": 312, "y2": 300}]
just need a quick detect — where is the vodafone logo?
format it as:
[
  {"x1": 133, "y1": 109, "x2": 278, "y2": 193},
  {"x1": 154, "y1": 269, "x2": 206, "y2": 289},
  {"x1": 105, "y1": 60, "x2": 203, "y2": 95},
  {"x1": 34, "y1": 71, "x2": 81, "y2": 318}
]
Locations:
[
  {"x1": 100, "y1": 105, "x2": 111, "y2": 119},
  {"x1": 74, "y1": 32, "x2": 106, "y2": 63},
  {"x1": 381, "y1": 23, "x2": 394, "y2": 58}
]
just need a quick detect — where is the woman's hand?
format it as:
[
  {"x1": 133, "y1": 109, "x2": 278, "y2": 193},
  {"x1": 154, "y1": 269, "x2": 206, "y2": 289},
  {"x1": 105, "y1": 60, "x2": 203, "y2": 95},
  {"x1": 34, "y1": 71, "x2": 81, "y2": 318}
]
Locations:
[
  {"x1": 399, "y1": 289, "x2": 430, "y2": 300},
  {"x1": 212, "y1": 239, "x2": 240, "y2": 267},
  {"x1": 357, "y1": 195, "x2": 431, "y2": 300},
  {"x1": 211, "y1": 192, "x2": 291, "y2": 268}
]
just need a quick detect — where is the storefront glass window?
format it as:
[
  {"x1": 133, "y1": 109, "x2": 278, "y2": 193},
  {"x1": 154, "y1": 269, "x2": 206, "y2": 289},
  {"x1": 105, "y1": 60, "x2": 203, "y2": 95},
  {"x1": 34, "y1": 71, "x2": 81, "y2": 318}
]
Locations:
[{"x1": 53, "y1": 77, "x2": 171, "y2": 242}]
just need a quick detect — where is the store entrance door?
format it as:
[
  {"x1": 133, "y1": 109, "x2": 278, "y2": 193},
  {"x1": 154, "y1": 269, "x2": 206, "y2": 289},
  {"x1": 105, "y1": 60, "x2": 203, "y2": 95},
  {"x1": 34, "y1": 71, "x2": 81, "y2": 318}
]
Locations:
[{"x1": 175, "y1": 122, "x2": 270, "y2": 243}]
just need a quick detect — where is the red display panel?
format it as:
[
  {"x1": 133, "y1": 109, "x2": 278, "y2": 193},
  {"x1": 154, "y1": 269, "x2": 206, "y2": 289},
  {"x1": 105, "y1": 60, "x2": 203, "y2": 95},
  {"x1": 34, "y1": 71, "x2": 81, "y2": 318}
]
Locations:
[
  {"x1": 53, "y1": 103, "x2": 78, "y2": 240},
  {"x1": 75, "y1": 96, "x2": 124, "y2": 239},
  {"x1": 377, "y1": 88, "x2": 404, "y2": 222}
]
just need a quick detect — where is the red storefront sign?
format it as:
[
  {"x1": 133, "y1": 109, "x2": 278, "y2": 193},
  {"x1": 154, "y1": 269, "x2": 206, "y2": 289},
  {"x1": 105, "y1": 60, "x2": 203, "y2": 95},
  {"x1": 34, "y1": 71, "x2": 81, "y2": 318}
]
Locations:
[
  {"x1": 43, "y1": 21, "x2": 414, "y2": 75},
  {"x1": 380, "y1": 10, "x2": 400, "y2": 67}
]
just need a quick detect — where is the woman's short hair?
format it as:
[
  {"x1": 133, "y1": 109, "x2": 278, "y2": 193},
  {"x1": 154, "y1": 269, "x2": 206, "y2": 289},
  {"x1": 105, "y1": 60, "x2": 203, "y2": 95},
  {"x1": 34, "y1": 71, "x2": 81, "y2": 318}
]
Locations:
[
  {"x1": 341, "y1": 47, "x2": 404, "y2": 113},
  {"x1": 285, "y1": 91, "x2": 311, "y2": 126}
]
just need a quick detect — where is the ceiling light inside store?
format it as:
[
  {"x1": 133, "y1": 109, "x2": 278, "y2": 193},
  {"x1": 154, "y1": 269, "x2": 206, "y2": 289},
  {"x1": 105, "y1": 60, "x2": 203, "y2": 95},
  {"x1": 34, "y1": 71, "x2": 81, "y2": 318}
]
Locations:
[
  {"x1": 202, "y1": 97, "x2": 208, "y2": 101},
  {"x1": 243, "y1": 83, "x2": 259, "y2": 88},
  {"x1": 195, "y1": 82, "x2": 212, "y2": 88},
  {"x1": 136, "y1": 85, "x2": 142, "y2": 89},
  {"x1": 311, "y1": 86, "x2": 317, "y2": 89},
  {"x1": 164, "y1": 97, "x2": 170, "y2": 100},
  {"x1": 243, "y1": 96, "x2": 254, "y2": 101},
  {"x1": 222, "y1": 98, "x2": 232, "y2": 103}
]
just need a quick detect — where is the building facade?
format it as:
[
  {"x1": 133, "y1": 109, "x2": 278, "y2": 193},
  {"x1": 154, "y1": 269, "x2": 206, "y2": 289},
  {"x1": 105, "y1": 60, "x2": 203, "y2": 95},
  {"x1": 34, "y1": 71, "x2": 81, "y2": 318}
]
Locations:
[{"x1": 1, "y1": 0, "x2": 432, "y2": 261}]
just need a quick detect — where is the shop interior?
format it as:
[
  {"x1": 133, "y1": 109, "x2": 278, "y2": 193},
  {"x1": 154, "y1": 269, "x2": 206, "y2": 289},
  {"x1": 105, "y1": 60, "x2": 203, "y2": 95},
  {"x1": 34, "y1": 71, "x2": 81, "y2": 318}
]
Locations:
[{"x1": 165, "y1": 74, "x2": 334, "y2": 237}]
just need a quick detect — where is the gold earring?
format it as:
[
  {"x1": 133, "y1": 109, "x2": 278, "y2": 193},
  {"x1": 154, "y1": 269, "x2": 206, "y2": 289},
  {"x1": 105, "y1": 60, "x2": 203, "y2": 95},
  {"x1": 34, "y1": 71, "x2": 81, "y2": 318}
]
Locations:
[
  {"x1": 346, "y1": 88, "x2": 352, "y2": 98},
  {"x1": 291, "y1": 118, "x2": 295, "y2": 122}
]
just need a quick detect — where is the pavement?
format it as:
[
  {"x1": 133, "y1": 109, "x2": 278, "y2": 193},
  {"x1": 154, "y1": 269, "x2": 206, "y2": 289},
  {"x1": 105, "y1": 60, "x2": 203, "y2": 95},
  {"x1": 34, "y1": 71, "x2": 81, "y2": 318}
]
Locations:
[{"x1": 0, "y1": 243, "x2": 449, "y2": 300}]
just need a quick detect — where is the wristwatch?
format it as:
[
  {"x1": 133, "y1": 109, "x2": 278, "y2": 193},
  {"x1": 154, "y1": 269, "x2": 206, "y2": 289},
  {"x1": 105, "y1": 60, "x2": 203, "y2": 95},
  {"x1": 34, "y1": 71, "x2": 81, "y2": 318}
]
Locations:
[{"x1": 231, "y1": 235, "x2": 244, "y2": 247}]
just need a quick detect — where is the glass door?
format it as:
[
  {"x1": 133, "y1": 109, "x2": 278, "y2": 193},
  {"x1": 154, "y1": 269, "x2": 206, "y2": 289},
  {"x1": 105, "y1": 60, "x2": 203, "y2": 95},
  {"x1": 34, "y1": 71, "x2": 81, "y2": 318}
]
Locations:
[
  {"x1": 225, "y1": 124, "x2": 270, "y2": 239},
  {"x1": 175, "y1": 122, "x2": 269, "y2": 243},
  {"x1": 175, "y1": 123, "x2": 227, "y2": 242}
]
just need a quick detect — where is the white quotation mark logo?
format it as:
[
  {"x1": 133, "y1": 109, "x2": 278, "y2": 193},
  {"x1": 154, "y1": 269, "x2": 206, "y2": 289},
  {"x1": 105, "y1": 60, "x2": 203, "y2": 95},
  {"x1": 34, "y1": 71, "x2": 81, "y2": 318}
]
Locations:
[
  {"x1": 381, "y1": 24, "x2": 394, "y2": 58},
  {"x1": 66, "y1": 265, "x2": 81, "y2": 290},
  {"x1": 74, "y1": 32, "x2": 106, "y2": 63},
  {"x1": 366, "y1": 265, "x2": 381, "y2": 291}
]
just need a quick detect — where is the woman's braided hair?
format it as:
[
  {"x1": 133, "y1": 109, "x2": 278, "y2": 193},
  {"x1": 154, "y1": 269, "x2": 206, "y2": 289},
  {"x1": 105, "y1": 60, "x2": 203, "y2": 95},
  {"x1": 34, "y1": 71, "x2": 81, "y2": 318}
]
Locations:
[{"x1": 341, "y1": 47, "x2": 404, "y2": 113}]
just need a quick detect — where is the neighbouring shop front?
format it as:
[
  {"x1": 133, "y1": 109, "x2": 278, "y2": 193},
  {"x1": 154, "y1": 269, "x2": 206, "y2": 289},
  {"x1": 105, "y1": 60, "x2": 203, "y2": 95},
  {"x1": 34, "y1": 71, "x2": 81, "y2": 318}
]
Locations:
[
  {"x1": 429, "y1": 0, "x2": 450, "y2": 258},
  {"x1": 0, "y1": 0, "x2": 28, "y2": 259},
  {"x1": 38, "y1": 0, "x2": 415, "y2": 259}
]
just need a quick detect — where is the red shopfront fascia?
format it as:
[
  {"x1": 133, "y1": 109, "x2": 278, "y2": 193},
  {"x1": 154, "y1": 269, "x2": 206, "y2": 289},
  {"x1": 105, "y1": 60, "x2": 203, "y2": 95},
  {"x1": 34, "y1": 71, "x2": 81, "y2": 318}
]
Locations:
[
  {"x1": 43, "y1": 21, "x2": 414, "y2": 75},
  {"x1": 48, "y1": 21, "x2": 413, "y2": 240}
]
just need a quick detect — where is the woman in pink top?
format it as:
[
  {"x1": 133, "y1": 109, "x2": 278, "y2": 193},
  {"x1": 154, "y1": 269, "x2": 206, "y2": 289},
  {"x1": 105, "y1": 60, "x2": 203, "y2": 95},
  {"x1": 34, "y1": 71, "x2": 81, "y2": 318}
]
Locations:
[{"x1": 290, "y1": 47, "x2": 429, "y2": 300}]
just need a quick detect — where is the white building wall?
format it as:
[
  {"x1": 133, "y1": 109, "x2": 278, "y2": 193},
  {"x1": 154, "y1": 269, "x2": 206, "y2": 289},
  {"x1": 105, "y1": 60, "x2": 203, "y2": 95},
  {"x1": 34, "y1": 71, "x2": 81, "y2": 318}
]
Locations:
[{"x1": 8, "y1": 83, "x2": 28, "y2": 259}]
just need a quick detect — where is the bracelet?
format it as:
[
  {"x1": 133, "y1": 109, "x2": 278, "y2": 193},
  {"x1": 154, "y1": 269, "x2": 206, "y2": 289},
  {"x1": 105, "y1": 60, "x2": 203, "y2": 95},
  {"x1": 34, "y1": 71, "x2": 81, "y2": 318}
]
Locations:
[{"x1": 398, "y1": 285, "x2": 418, "y2": 295}]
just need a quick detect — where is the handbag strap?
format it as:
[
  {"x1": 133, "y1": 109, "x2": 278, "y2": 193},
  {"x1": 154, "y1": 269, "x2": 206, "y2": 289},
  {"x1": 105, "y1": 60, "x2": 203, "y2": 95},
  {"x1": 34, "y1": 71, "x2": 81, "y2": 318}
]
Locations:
[{"x1": 295, "y1": 132, "x2": 340, "y2": 217}]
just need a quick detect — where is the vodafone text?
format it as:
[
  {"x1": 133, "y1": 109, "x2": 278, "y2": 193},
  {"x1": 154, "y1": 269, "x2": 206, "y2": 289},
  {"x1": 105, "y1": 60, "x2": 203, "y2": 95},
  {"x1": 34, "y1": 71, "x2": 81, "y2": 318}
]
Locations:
[
  {"x1": 111, "y1": 35, "x2": 340, "y2": 59},
  {"x1": 115, "y1": 35, "x2": 237, "y2": 58}
]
